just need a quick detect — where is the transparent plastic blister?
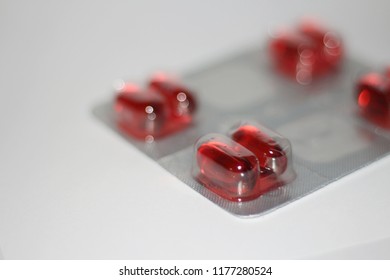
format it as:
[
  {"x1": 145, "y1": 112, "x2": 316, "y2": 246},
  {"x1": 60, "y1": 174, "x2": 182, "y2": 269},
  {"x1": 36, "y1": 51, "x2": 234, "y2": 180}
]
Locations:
[
  {"x1": 191, "y1": 121, "x2": 295, "y2": 203},
  {"x1": 93, "y1": 19, "x2": 390, "y2": 217}
]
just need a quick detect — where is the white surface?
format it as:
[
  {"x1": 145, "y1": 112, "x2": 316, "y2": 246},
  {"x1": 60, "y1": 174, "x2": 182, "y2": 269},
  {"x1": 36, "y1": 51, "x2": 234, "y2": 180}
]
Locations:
[
  {"x1": 314, "y1": 236, "x2": 390, "y2": 259},
  {"x1": 1, "y1": 0, "x2": 390, "y2": 259}
]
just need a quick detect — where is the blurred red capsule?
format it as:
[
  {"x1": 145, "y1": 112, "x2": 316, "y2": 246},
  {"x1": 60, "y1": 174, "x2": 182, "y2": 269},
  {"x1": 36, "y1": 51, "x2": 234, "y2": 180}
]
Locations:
[{"x1": 356, "y1": 71, "x2": 390, "y2": 128}]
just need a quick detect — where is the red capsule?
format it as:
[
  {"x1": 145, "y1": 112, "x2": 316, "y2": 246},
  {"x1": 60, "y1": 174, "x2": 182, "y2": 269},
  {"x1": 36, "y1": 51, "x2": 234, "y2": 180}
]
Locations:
[
  {"x1": 269, "y1": 31, "x2": 317, "y2": 80},
  {"x1": 149, "y1": 73, "x2": 196, "y2": 123},
  {"x1": 115, "y1": 86, "x2": 167, "y2": 140},
  {"x1": 113, "y1": 74, "x2": 197, "y2": 141},
  {"x1": 356, "y1": 72, "x2": 390, "y2": 128},
  {"x1": 230, "y1": 124, "x2": 288, "y2": 176},
  {"x1": 299, "y1": 20, "x2": 343, "y2": 68},
  {"x1": 193, "y1": 127, "x2": 294, "y2": 202},
  {"x1": 194, "y1": 134, "x2": 262, "y2": 202},
  {"x1": 269, "y1": 19, "x2": 343, "y2": 83}
]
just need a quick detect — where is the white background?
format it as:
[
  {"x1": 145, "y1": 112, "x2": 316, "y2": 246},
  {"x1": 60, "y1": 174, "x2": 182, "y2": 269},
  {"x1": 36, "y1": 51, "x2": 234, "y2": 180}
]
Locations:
[{"x1": 1, "y1": 0, "x2": 390, "y2": 259}]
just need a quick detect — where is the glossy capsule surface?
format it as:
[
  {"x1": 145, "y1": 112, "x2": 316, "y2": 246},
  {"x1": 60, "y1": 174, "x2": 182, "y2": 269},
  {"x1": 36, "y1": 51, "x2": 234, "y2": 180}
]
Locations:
[
  {"x1": 149, "y1": 73, "x2": 197, "y2": 122},
  {"x1": 356, "y1": 72, "x2": 390, "y2": 128},
  {"x1": 115, "y1": 86, "x2": 167, "y2": 140},
  {"x1": 269, "y1": 20, "x2": 343, "y2": 83},
  {"x1": 114, "y1": 74, "x2": 197, "y2": 141},
  {"x1": 194, "y1": 134, "x2": 261, "y2": 202},
  {"x1": 231, "y1": 124, "x2": 288, "y2": 176}
]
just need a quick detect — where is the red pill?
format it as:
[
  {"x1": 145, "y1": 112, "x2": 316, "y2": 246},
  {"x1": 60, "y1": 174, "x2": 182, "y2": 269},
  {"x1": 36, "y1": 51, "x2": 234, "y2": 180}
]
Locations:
[
  {"x1": 356, "y1": 72, "x2": 390, "y2": 128},
  {"x1": 269, "y1": 19, "x2": 343, "y2": 84},
  {"x1": 230, "y1": 124, "x2": 288, "y2": 176},
  {"x1": 114, "y1": 74, "x2": 197, "y2": 141},
  {"x1": 149, "y1": 73, "x2": 196, "y2": 123},
  {"x1": 299, "y1": 20, "x2": 343, "y2": 68},
  {"x1": 193, "y1": 124, "x2": 295, "y2": 201},
  {"x1": 270, "y1": 31, "x2": 317, "y2": 81},
  {"x1": 115, "y1": 86, "x2": 167, "y2": 140},
  {"x1": 194, "y1": 134, "x2": 262, "y2": 202}
]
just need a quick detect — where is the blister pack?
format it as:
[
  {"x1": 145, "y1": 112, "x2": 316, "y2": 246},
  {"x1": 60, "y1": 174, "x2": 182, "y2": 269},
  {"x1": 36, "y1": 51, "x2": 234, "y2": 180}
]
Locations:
[{"x1": 94, "y1": 19, "x2": 390, "y2": 217}]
